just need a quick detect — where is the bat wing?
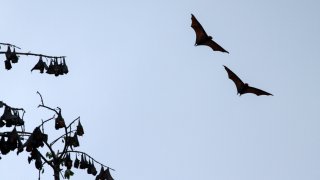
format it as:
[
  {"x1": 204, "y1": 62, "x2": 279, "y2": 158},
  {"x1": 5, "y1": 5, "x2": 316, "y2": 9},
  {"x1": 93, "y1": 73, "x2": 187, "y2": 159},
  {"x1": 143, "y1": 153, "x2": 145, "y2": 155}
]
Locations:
[
  {"x1": 191, "y1": 14, "x2": 209, "y2": 44},
  {"x1": 203, "y1": 39, "x2": 229, "y2": 53},
  {"x1": 245, "y1": 86, "x2": 273, "y2": 96},
  {"x1": 223, "y1": 65, "x2": 244, "y2": 93}
]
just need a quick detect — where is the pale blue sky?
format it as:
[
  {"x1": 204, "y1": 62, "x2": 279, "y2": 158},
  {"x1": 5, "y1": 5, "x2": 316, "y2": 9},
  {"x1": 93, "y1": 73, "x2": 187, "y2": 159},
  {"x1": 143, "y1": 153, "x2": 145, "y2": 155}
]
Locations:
[{"x1": 1, "y1": 0, "x2": 320, "y2": 179}]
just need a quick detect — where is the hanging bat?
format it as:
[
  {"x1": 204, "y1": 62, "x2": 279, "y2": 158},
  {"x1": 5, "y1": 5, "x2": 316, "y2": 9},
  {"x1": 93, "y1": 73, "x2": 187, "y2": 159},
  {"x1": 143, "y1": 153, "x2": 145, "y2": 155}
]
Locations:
[
  {"x1": 191, "y1": 14, "x2": 229, "y2": 53},
  {"x1": 223, "y1": 65, "x2": 273, "y2": 96}
]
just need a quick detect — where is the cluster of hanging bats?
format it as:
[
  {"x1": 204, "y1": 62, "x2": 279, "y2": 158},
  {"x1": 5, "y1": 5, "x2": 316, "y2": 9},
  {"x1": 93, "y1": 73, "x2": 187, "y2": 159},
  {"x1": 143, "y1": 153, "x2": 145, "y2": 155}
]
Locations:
[
  {"x1": 0, "y1": 101, "x2": 113, "y2": 179},
  {"x1": 191, "y1": 14, "x2": 272, "y2": 96},
  {"x1": 0, "y1": 103, "x2": 26, "y2": 157},
  {"x1": 71, "y1": 154, "x2": 114, "y2": 179},
  {"x1": 31, "y1": 56, "x2": 69, "y2": 76},
  {"x1": 2, "y1": 45, "x2": 68, "y2": 77}
]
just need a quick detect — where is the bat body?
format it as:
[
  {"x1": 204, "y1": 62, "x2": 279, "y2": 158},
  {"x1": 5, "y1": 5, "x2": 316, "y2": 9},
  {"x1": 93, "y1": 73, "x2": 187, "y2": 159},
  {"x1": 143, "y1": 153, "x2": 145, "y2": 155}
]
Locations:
[
  {"x1": 191, "y1": 14, "x2": 229, "y2": 53},
  {"x1": 223, "y1": 65, "x2": 273, "y2": 96}
]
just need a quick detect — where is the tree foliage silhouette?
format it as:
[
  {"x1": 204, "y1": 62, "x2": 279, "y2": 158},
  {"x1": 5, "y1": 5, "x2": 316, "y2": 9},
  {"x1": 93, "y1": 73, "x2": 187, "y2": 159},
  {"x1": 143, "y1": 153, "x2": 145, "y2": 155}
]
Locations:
[{"x1": 0, "y1": 43, "x2": 114, "y2": 180}]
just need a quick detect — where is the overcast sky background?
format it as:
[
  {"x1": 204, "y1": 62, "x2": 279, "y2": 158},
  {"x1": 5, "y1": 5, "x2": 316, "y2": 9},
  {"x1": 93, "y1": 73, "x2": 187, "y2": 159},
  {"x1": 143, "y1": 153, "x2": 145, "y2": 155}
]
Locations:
[{"x1": 0, "y1": 0, "x2": 320, "y2": 179}]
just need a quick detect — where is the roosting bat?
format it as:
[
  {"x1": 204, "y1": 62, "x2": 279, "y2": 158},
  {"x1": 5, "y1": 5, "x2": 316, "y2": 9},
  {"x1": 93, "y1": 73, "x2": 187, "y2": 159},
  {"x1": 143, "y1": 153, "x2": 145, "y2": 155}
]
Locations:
[
  {"x1": 223, "y1": 65, "x2": 273, "y2": 96},
  {"x1": 191, "y1": 14, "x2": 229, "y2": 53}
]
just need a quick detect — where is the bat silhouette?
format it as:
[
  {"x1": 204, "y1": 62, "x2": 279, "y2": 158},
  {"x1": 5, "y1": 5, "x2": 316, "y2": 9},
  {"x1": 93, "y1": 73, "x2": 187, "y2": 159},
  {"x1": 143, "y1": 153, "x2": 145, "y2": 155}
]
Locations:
[
  {"x1": 191, "y1": 14, "x2": 229, "y2": 53},
  {"x1": 223, "y1": 65, "x2": 273, "y2": 96}
]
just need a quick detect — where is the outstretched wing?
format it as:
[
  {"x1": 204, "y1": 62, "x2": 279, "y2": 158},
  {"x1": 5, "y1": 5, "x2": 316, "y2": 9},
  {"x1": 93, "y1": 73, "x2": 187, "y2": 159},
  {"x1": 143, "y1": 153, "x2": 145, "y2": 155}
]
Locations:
[
  {"x1": 191, "y1": 14, "x2": 208, "y2": 44},
  {"x1": 223, "y1": 66, "x2": 244, "y2": 93},
  {"x1": 245, "y1": 86, "x2": 273, "y2": 96},
  {"x1": 204, "y1": 40, "x2": 229, "y2": 53}
]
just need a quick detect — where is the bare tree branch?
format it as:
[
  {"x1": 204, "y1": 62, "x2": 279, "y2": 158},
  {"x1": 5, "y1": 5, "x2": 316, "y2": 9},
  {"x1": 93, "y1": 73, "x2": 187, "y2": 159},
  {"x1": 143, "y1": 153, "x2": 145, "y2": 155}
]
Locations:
[
  {"x1": 0, "y1": 51, "x2": 66, "y2": 59},
  {"x1": 58, "y1": 124, "x2": 70, "y2": 161},
  {"x1": 62, "y1": 150, "x2": 115, "y2": 171},
  {"x1": 1, "y1": 101, "x2": 25, "y2": 112}
]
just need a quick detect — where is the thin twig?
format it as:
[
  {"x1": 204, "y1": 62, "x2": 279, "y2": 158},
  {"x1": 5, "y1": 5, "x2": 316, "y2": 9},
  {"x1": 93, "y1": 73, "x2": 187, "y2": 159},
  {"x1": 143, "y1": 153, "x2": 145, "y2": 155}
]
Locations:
[
  {"x1": 39, "y1": 115, "x2": 56, "y2": 129},
  {"x1": 0, "y1": 43, "x2": 21, "y2": 49},
  {"x1": 38, "y1": 149, "x2": 54, "y2": 169},
  {"x1": 60, "y1": 171, "x2": 64, "y2": 179},
  {"x1": 38, "y1": 104, "x2": 59, "y2": 114},
  {"x1": 50, "y1": 130, "x2": 77, "y2": 146},
  {"x1": 38, "y1": 168, "x2": 41, "y2": 180},
  {"x1": 37, "y1": 91, "x2": 44, "y2": 106},
  {"x1": 67, "y1": 116, "x2": 80, "y2": 129}
]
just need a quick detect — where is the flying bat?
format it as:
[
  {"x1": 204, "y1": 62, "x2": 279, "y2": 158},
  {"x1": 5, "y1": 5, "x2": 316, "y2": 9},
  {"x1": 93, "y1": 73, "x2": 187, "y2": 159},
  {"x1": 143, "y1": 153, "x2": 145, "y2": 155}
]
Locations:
[
  {"x1": 191, "y1": 14, "x2": 229, "y2": 53},
  {"x1": 223, "y1": 65, "x2": 273, "y2": 96}
]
